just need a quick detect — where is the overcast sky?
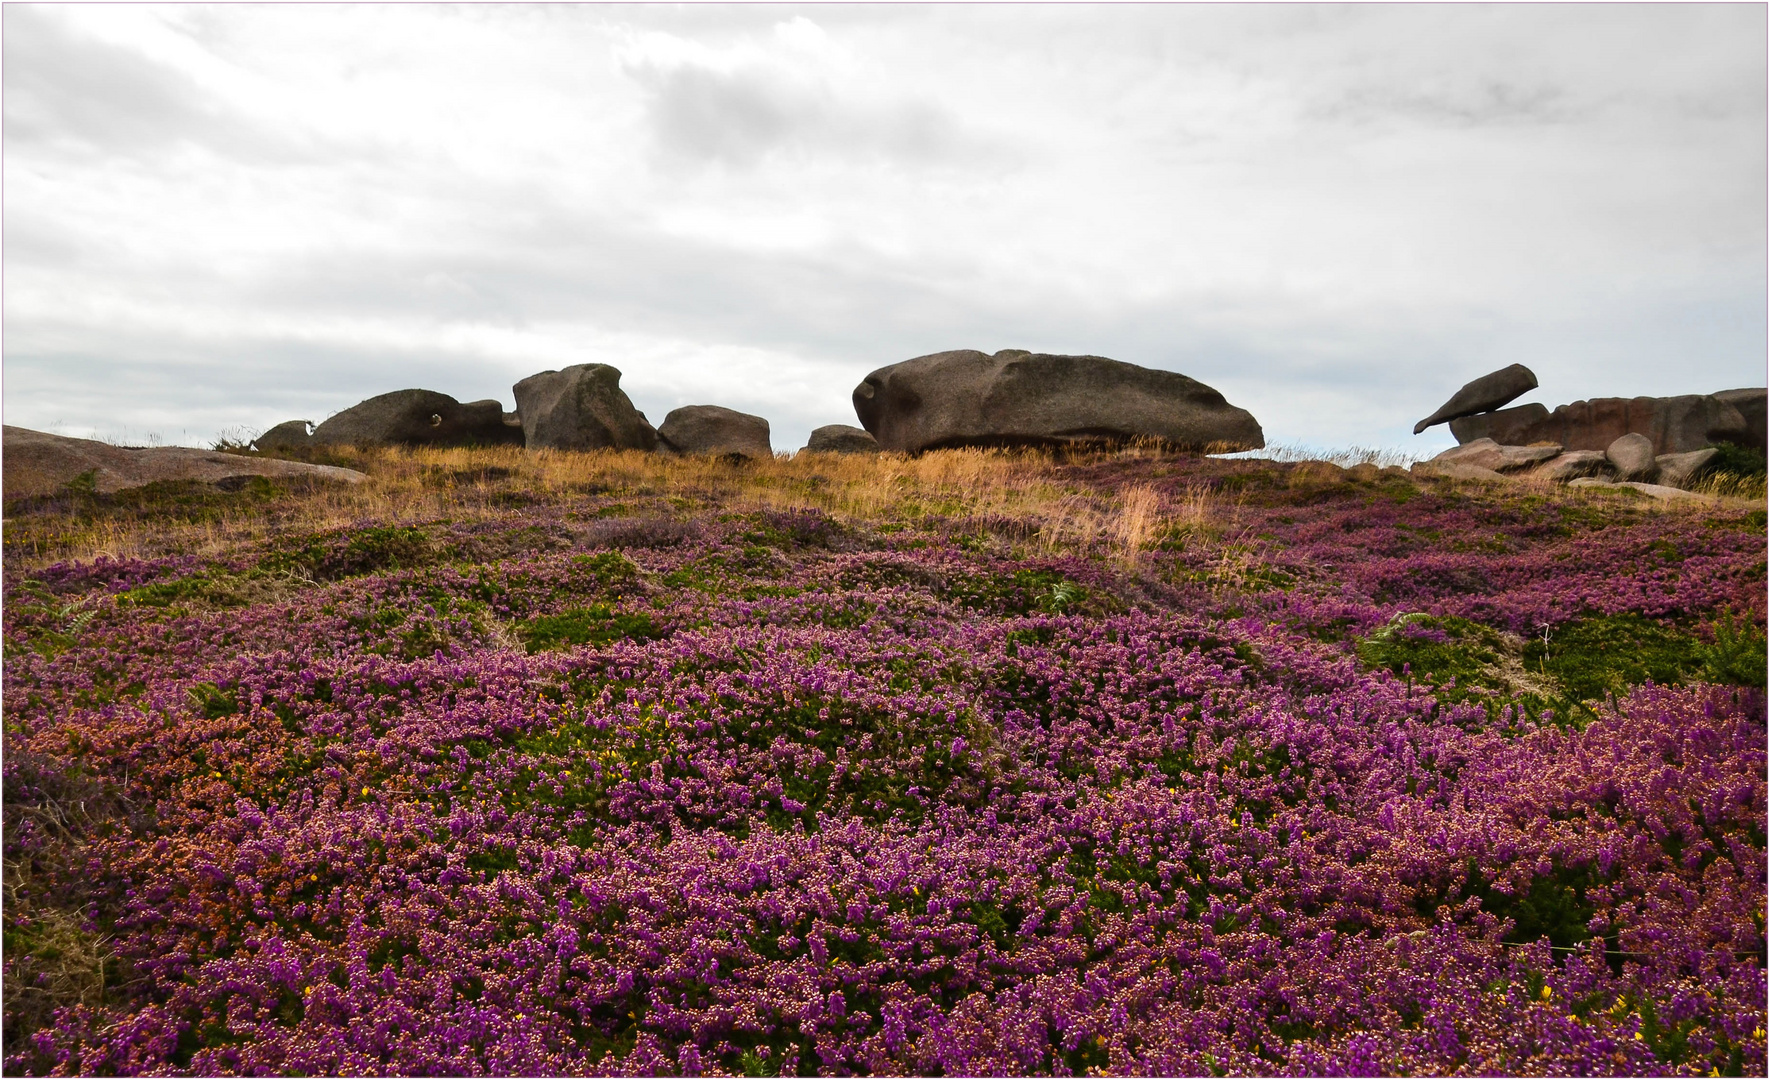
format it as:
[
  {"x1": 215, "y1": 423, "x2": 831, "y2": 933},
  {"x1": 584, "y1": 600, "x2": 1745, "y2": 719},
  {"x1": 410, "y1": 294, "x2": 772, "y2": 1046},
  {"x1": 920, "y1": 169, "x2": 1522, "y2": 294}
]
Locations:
[{"x1": 4, "y1": 3, "x2": 1765, "y2": 453}]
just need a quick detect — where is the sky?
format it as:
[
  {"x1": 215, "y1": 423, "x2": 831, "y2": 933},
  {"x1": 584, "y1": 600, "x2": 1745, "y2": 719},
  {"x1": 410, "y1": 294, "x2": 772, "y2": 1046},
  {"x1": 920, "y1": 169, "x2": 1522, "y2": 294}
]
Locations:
[{"x1": 4, "y1": 3, "x2": 1766, "y2": 454}]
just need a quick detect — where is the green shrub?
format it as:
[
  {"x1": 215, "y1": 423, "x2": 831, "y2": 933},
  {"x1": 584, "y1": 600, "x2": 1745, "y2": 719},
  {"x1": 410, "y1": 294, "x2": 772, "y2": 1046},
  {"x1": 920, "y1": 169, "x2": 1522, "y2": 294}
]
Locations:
[
  {"x1": 1695, "y1": 443, "x2": 1768, "y2": 482},
  {"x1": 518, "y1": 605, "x2": 661, "y2": 652},
  {"x1": 1699, "y1": 608, "x2": 1767, "y2": 687},
  {"x1": 1525, "y1": 614, "x2": 1704, "y2": 701},
  {"x1": 1357, "y1": 614, "x2": 1507, "y2": 701}
]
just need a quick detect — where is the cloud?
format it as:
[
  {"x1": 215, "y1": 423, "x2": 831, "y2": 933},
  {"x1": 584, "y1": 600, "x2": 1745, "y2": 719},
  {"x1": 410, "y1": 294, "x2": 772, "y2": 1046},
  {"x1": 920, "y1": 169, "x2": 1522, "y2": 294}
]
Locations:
[
  {"x1": 1, "y1": 4, "x2": 1762, "y2": 455},
  {"x1": 620, "y1": 18, "x2": 995, "y2": 170},
  {"x1": 1, "y1": 5, "x2": 295, "y2": 162}
]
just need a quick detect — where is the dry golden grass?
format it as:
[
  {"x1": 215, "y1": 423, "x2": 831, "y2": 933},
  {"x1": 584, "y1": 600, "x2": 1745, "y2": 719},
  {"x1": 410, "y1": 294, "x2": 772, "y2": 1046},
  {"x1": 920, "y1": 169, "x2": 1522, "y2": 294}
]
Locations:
[
  {"x1": 2, "y1": 445, "x2": 1127, "y2": 570},
  {"x1": 7, "y1": 439, "x2": 1757, "y2": 571},
  {"x1": 1109, "y1": 484, "x2": 1163, "y2": 568}
]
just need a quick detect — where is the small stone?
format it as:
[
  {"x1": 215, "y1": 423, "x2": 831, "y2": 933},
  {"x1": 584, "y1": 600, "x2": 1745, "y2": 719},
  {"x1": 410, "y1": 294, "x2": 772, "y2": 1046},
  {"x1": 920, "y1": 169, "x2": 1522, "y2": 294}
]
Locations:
[
  {"x1": 804, "y1": 425, "x2": 880, "y2": 454},
  {"x1": 1619, "y1": 481, "x2": 1714, "y2": 501},
  {"x1": 1605, "y1": 432, "x2": 1658, "y2": 481},
  {"x1": 1345, "y1": 463, "x2": 1382, "y2": 483}
]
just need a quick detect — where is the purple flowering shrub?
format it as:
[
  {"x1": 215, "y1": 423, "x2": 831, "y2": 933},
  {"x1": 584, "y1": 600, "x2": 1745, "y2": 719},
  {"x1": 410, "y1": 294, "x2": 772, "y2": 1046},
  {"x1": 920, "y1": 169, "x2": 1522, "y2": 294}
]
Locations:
[{"x1": 4, "y1": 455, "x2": 1764, "y2": 1075}]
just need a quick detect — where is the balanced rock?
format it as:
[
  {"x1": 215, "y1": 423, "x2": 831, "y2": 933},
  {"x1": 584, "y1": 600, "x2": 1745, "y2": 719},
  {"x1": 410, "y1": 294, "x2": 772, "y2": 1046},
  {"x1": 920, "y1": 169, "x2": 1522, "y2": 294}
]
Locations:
[
  {"x1": 1712, "y1": 388, "x2": 1766, "y2": 453},
  {"x1": 657, "y1": 406, "x2": 772, "y2": 460},
  {"x1": 852, "y1": 349, "x2": 1263, "y2": 454},
  {"x1": 1451, "y1": 395, "x2": 1749, "y2": 455},
  {"x1": 3, "y1": 426, "x2": 365, "y2": 501},
  {"x1": 1532, "y1": 450, "x2": 1611, "y2": 482},
  {"x1": 1429, "y1": 438, "x2": 1561, "y2": 473},
  {"x1": 310, "y1": 389, "x2": 521, "y2": 448},
  {"x1": 512, "y1": 364, "x2": 657, "y2": 452},
  {"x1": 805, "y1": 424, "x2": 880, "y2": 454},
  {"x1": 1414, "y1": 364, "x2": 1538, "y2": 434},
  {"x1": 253, "y1": 420, "x2": 312, "y2": 451},
  {"x1": 1654, "y1": 448, "x2": 1720, "y2": 490},
  {"x1": 1606, "y1": 433, "x2": 1658, "y2": 481}
]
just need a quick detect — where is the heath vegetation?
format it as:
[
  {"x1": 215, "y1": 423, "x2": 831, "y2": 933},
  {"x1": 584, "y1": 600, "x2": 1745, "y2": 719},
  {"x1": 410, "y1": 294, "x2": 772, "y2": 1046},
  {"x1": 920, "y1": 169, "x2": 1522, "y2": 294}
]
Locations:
[{"x1": 3, "y1": 444, "x2": 1764, "y2": 1076}]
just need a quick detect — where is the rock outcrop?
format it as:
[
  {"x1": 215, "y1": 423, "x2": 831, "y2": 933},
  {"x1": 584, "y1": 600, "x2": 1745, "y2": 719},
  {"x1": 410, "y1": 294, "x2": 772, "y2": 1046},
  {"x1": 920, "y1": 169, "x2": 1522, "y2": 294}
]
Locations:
[
  {"x1": 310, "y1": 390, "x2": 523, "y2": 448},
  {"x1": 1413, "y1": 364, "x2": 1538, "y2": 434},
  {"x1": 1449, "y1": 395, "x2": 1749, "y2": 455},
  {"x1": 657, "y1": 406, "x2": 773, "y2": 460},
  {"x1": 253, "y1": 420, "x2": 313, "y2": 451},
  {"x1": 1712, "y1": 388, "x2": 1767, "y2": 453},
  {"x1": 1428, "y1": 438, "x2": 1561, "y2": 473},
  {"x1": 1410, "y1": 460, "x2": 1507, "y2": 482},
  {"x1": 512, "y1": 364, "x2": 658, "y2": 452},
  {"x1": 1531, "y1": 450, "x2": 1610, "y2": 482},
  {"x1": 804, "y1": 424, "x2": 881, "y2": 454},
  {"x1": 3, "y1": 426, "x2": 366, "y2": 501},
  {"x1": 852, "y1": 349, "x2": 1263, "y2": 454}
]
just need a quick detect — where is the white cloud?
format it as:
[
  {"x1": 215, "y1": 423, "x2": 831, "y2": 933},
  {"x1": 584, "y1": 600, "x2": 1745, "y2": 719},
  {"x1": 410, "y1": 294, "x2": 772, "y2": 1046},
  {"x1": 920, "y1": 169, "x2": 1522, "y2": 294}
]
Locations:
[{"x1": 3, "y1": 3, "x2": 1763, "y2": 454}]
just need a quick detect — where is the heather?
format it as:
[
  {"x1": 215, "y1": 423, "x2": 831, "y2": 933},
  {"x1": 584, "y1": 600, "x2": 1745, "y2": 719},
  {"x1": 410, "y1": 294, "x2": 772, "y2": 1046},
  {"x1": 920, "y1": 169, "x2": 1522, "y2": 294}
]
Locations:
[{"x1": 3, "y1": 446, "x2": 1765, "y2": 1076}]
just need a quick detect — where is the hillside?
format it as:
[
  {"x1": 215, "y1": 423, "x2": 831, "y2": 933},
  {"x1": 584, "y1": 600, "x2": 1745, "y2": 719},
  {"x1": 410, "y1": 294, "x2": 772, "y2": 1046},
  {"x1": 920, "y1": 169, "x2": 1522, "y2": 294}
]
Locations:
[{"x1": 4, "y1": 445, "x2": 1765, "y2": 1076}]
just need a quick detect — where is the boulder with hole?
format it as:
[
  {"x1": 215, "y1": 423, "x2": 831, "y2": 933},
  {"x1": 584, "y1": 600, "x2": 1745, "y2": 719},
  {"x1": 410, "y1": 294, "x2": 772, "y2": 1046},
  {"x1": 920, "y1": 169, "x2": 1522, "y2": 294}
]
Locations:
[
  {"x1": 852, "y1": 349, "x2": 1263, "y2": 454},
  {"x1": 512, "y1": 364, "x2": 658, "y2": 452},
  {"x1": 657, "y1": 405, "x2": 773, "y2": 460},
  {"x1": 310, "y1": 389, "x2": 522, "y2": 448},
  {"x1": 1413, "y1": 364, "x2": 1538, "y2": 434}
]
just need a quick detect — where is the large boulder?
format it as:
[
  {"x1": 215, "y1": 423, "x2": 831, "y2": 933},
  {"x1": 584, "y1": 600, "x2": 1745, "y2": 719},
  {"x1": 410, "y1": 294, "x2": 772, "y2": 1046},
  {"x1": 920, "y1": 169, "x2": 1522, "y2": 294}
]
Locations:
[
  {"x1": 1410, "y1": 460, "x2": 1509, "y2": 482},
  {"x1": 657, "y1": 406, "x2": 773, "y2": 460},
  {"x1": 804, "y1": 424, "x2": 880, "y2": 454},
  {"x1": 310, "y1": 389, "x2": 522, "y2": 448},
  {"x1": 1654, "y1": 447, "x2": 1720, "y2": 490},
  {"x1": 253, "y1": 420, "x2": 313, "y2": 451},
  {"x1": 1605, "y1": 433, "x2": 1658, "y2": 482},
  {"x1": 1449, "y1": 395, "x2": 1750, "y2": 455},
  {"x1": 3, "y1": 426, "x2": 365, "y2": 501},
  {"x1": 852, "y1": 349, "x2": 1263, "y2": 454},
  {"x1": 1531, "y1": 450, "x2": 1611, "y2": 482},
  {"x1": 512, "y1": 364, "x2": 658, "y2": 452},
  {"x1": 1712, "y1": 388, "x2": 1766, "y2": 453},
  {"x1": 1413, "y1": 364, "x2": 1538, "y2": 434}
]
